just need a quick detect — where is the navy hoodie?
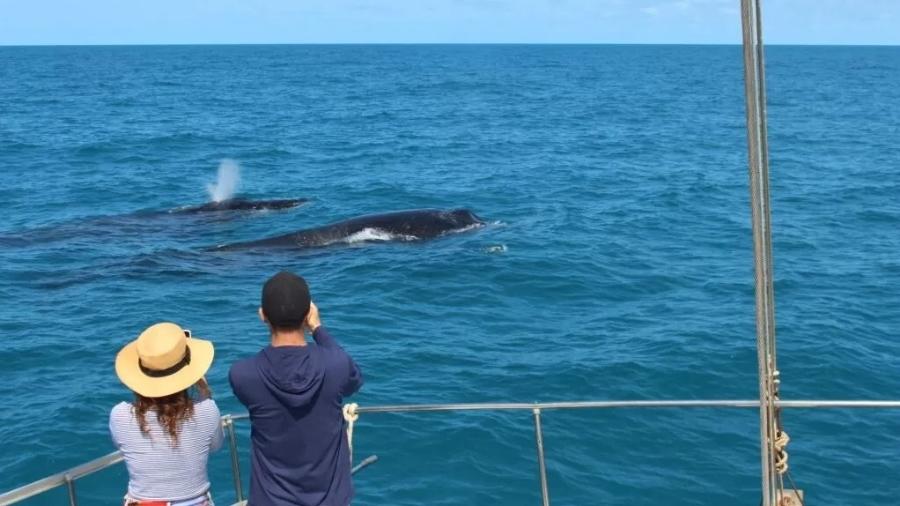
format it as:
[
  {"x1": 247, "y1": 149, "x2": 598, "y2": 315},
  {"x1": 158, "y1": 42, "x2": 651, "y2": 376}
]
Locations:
[{"x1": 229, "y1": 327, "x2": 363, "y2": 506}]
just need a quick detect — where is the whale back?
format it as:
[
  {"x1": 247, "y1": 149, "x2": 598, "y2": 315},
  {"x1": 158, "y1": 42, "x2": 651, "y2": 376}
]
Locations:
[
  {"x1": 215, "y1": 208, "x2": 484, "y2": 251},
  {"x1": 179, "y1": 198, "x2": 306, "y2": 213},
  {"x1": 333, "y1": 208, "x2": 483, "y2": 240}
]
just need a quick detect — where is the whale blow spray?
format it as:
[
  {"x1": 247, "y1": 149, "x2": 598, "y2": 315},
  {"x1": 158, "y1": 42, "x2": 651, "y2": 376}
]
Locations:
[{"x1": 206, "y1": 159, "x2": 240, "y2": 202}]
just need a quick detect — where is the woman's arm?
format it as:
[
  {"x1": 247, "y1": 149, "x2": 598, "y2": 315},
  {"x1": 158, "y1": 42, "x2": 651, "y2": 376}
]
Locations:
[{"x1": 204, "y1": 399, "x2": 225, "y2": 452}]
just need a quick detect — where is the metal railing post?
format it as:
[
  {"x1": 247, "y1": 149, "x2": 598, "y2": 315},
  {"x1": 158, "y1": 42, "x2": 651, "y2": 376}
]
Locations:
[
  {"x1": 532, "y1": 408, "x2": 550, "y2": 506},
  {"x1": 223, "y1": 415, "x2": 245, "y2": 503},
  {"x1": 63, "y1": 474, "x2": 77, "y2": 506},
  {"x1": 739, "y1": 0, "x2": 779, "y2": 504}
]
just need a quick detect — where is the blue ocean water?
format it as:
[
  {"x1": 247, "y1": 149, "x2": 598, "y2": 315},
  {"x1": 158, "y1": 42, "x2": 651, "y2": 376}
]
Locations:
[{"x1": 0, "y1": 44, "x2": 898, "y2": 505}]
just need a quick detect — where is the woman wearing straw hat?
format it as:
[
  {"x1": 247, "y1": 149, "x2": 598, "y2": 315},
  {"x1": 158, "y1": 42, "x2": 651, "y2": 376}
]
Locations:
[{"x1": 110, "y1": 322, "x2": 223, "y2": 506}]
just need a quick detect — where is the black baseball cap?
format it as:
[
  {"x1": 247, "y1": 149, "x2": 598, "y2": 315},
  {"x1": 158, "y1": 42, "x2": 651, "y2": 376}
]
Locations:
[{"x1": 261, "y1": 271, "x2": 311, "y2": 328}]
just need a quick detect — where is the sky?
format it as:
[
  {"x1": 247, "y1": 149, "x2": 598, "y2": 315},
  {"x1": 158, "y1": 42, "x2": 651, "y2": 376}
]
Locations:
[{"x1": 0, "y1": 0, "x2": 898, "y2": 46}]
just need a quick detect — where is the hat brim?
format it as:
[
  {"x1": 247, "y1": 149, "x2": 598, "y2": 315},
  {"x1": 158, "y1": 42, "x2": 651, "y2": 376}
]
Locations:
[{"x1": 115, "y1": 338, "x2": 214, "y2": 398}]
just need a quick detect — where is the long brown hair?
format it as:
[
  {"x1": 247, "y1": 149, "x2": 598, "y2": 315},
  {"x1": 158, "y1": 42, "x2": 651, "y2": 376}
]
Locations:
[{"x1": 133, "y1": 378, "x2": 212, "y2": 446}]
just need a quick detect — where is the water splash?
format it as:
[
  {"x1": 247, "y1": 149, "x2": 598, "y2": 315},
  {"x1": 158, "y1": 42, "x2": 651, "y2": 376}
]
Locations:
[
  {"x1": 341, "y1": 228, "x2": 417, "y2": 245},
  {"x1": 206, "y1": 159, "x2": 240, "y2": 202}
]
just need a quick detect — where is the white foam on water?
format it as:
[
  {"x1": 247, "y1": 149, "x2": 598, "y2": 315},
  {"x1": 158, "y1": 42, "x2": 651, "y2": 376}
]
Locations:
[
  {"x1": 342, "y1": 228, "x2": 418, "y2": 244},
  {"x1": 439, "y1": 222, "x2": 487, "y2": 237},
  {"x1": 206, "y1": 159, "x2": 240, "y2": 202},
  {"x1": 485, "y1": 244, "x2": 508, "y2": 254}
]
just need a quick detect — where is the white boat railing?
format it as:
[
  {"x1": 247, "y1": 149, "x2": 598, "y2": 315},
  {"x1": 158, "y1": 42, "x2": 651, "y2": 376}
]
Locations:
[{"x1": 3, "y1": 399, "x2": 900, "y2": 506}]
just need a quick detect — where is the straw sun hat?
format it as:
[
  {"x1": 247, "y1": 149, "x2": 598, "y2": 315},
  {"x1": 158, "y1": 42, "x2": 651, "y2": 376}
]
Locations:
[{"x1": 115, "y1": 322, "x2": 214, "y2": 398}]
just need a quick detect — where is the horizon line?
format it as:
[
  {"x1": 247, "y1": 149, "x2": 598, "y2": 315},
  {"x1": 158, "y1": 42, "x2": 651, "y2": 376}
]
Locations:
[{"x1": 2, "y1": 42, "x2": 899, "y2": 48}]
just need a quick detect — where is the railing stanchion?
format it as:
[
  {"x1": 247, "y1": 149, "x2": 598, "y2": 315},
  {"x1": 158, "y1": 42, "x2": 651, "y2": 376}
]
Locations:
[
  {"x1": 532, "y1": 408, "x2": 551, "y2": 506},
  {"x1": 63, "y1": 474, "x2": 77, "y2": 506},
  {"x1": 224, "y1": 415, "x2": 245, "y2": 503}
]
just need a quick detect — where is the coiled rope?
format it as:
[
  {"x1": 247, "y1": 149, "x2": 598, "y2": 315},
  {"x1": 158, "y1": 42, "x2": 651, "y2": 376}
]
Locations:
[{"x1": 773, "y1": 430, "x2": 789, "y2": 474}]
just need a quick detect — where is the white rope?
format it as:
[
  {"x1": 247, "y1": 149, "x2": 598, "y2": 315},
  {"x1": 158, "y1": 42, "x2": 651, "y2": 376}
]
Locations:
[
  {"x1": 774, "y1": 430, "x2": 790, "y2": 475},
  {"x1": 342, "y1": 403, "x2": 359, "y2": 463}
]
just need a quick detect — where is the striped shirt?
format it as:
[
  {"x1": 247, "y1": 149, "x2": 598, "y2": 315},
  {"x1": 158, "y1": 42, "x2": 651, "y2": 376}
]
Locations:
[{"x1": 109, "y1": 399, "x2": 224, "y2": 501}]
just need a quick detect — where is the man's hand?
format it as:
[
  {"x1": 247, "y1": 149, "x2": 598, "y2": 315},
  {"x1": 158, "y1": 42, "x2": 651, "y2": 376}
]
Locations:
[{"x1": 305, "y1": 301, "x2": 322, "y2": 333}]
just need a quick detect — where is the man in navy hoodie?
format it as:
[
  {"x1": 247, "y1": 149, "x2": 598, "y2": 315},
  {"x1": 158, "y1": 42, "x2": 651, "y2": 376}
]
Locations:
[{"x1": 229, "y1": 271, "x2": 363, "y2": 506}]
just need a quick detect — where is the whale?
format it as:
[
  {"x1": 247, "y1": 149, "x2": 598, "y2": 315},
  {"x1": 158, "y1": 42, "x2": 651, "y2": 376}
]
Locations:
[
  {"x1": 0, "y1": 198, "x2": 310, "y2": 249},
  {"x1": 213, "y1": 208, "x2": 484, "y2": 251},
  {"x1": 174, "y1": 198, "x2": 307, "y2": 214}
]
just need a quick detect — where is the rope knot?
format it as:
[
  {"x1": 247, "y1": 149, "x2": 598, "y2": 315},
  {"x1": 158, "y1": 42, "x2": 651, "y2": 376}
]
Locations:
[
  {"x1": 343, "y1": 402, "x2": 359, "y2": 422},
  {"x1": 342, "y1": 403, "x2": 359, "y2": 463},
  {"x1": 774, "y1": 430, "x2": 790, "y2": 475}
]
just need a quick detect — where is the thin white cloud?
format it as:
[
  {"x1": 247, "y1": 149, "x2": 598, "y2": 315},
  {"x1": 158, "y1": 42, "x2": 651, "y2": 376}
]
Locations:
[
  {"x1": 665, "y1": 0, "x2": 732, "y2": 8},
  {"x1": 639, "y1": 1, "x2": 737, "y2": 19}
]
